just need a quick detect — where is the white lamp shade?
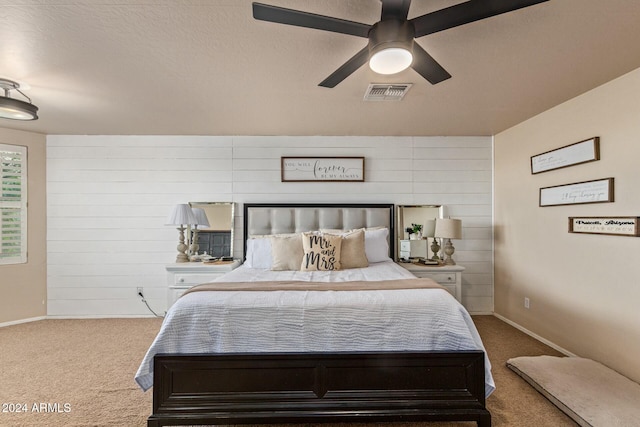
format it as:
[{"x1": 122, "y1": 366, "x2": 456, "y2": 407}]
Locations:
[
  {"x1": 435, "y1": 218, "x2": 462, "y2": 239},
  {"x1": 166, "y1": 204, "x2": 196, "y2": 226},
  {"x1": 423, "y1": 219, "x2": 436, "y2": 237},
  {"x1": 191, "y1": 208, "x2": 210, "y2": 227},
  {"x1": 369, "y1": 48, "x2": 413, "y2": 74}
]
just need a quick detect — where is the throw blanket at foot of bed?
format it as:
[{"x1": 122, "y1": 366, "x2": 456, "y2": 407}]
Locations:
[{"x1": 182, "y1": 277, "x2": 446, "y2": 293}]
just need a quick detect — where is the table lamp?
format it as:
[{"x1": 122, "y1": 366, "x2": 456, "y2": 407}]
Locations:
[
  {"x1": 166, "y1": 204, "x2": 196, "y2": 263},
  {"x1": 435, "y1": 218, "x2": 462, "y2": 265}
]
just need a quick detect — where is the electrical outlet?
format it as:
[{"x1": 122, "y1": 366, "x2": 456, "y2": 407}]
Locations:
[
  {"x1": 524, "y1": 297, "x2": 530, "y2": 309},
  {"x1": 136, "y1": 287, "x2": 144, "y2": 297}
]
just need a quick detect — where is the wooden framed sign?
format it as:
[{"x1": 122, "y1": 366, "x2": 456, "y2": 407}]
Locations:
[
  {"x1": 281, "y1": 157, "x2": 365, "y2": 182},
  {"x1": 531, "y1": 137, "x2": 600, "y2": 174},
  {"x1": 569, "y1": 217, "x2": 640, "y2": 237},
  {"x1": 539, "y1": 177, "x2": 614, "y2": 207}
]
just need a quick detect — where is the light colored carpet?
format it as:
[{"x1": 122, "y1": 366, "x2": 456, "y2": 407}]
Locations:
[
  {"x1": 0, "y1": 316, "x2": 578, "y2": 427},
  {"x1": 507, "y1": 356, "x2": 640, "y2": 427}
]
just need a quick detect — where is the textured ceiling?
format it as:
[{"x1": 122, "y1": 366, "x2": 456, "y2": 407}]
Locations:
[{"x1": 2, "y1": 0, "x2": 640, "y2": 136}]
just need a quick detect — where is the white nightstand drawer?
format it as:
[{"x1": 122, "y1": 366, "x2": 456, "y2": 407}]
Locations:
[
  {"x1": 423, "y1": 272, "x2": 456, "y2": 284},
  {"x1": 174, "y1": 273, "x2": 224, "y2": 286}
]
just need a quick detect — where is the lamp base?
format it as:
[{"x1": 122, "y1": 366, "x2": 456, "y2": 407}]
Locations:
[
  {"x1": 443, "y1": 238, "x2": 456, "y2": 265},
  {"x1": 430, "y1": 239, "x2": 441, "y2": 261},
  {"x1": 175, "y1": 226, "x2": 189, "y2": 263}
]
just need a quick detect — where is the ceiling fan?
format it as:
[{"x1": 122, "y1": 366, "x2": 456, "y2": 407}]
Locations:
[{"x1": 253, "y1": 0, "x2": 549, "y2": 88}]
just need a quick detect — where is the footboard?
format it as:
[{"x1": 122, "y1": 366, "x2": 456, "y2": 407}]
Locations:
[{"x1": 148, "y1": 351, "x2": 490, "y2": 427}]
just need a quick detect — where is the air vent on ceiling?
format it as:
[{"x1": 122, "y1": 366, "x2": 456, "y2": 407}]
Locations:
[{"x1": 364, "y1": 84, "x2": 412, "y2": 101}]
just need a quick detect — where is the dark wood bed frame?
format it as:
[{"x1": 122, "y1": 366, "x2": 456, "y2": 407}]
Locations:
[
  {"x1": 147, "y1": 203, "x2": 491, "y2": 427},
  {"x1": 148, "y1": 351, "x2": 490, "y2": 426}
]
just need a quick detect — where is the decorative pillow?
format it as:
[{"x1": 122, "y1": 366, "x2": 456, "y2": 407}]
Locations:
[
  {"x1": 270, "y1": 234, "x2": 304, "y2": 271},
  {"x1": 300, "y1": 232, "x2": 342, "y2": 271},
  {"x1": 327, "y1": 229, "x2": 368, "y2": 269},
  {"x1": 244, "y1": 238, "x2": 272, "y2": 268},
  {"x1": 364, "y1": 227, "x2": 391, "y2": 263}
]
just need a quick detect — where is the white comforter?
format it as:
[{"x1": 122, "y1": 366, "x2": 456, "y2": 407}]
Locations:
[{"x1": 135, "y1": 261, "x2": 495, "y2": 396}]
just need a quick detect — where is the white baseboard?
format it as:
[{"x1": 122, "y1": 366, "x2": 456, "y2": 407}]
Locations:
[
  {"x1": 0, "y1": 316, "x2": 47, "y2": 328},
  {"x1": 493, "y1": 313, "x2": 577, "y2": 357}
]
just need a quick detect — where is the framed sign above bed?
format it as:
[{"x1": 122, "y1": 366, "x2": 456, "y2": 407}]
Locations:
[{"x1": 281, "y1": 156, "x2": 365, "y2": 182}]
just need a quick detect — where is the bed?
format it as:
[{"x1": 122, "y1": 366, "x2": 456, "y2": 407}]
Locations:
[{"x1": 137, "y1": 203, "x2": 494, "y2": 427}]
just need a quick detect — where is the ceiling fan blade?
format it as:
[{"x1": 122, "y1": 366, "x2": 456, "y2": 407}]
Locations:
[
  {"x1": 411, "y1": 0, "x2": 549, "y2": 38},
  {"x1": 253, "y1": 2, "x2": 370, "y2": 38},
  {"x1": 410, "y1": 43, "x2": 451, "y2": 85},
  {"x1": 319, "y1": 47, "x2": 369, "y2": 88},
  {"x1": 381, "y1": 0, "x2": 412, "y2": 21}
]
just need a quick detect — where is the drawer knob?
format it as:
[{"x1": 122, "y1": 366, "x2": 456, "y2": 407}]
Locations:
[
  {"x1": 178, "y1": 277, "x2": 185, "y2": 283},
  {"x1": 447, "y1": 276, "x2": 453, "y2": 281}
]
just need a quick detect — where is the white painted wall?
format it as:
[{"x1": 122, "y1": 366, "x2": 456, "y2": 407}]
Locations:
[{"x1": 46, "y1": 135, "x2": 492, "y2": 317}]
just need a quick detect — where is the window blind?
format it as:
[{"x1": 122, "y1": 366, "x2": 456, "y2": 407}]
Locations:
[{"x1": 0, "y1": 144, "x2": 27, "y2": 264}]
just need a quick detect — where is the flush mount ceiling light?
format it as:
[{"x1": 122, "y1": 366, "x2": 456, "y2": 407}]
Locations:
[
  {"x1": 0, "y1": 78, "x2": 39, "y2": 121},
  {"x1": 368, "y1": 20, "x2": 414, "y2": 75}
]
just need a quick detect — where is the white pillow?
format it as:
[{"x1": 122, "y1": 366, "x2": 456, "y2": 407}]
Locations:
[
  {"x1": 244, "y1": 238, "x2": 272, "y2": 268},
  {"x1": 364, "y1": 228, "x2": 391, "y2": 263}
]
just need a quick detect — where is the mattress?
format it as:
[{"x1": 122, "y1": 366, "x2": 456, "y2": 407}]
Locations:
[{"x1": 135, "y1": 261, "x2": 494, "y2": 396}]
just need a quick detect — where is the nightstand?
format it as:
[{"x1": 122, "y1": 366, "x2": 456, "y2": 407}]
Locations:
[
  {"x1": 398, "y1": 262, "x2": 465, "y2": 302},
  {"x1": 166, "y1": 260, "x2": 241, "y2": 308}
]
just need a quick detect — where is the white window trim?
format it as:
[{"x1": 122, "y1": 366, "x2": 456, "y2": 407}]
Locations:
[{"x1": 0, "y1": 143, "x2": 27, "y2": 265}]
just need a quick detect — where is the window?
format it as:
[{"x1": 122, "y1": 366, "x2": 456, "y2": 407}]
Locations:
[{"x1": 0, "y1": 144, "x2": 27, "y2": 264}]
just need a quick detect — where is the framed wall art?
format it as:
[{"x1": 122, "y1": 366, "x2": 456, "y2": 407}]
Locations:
[
  {"x1": 539, "y1": 177, "x2": 614, "y2": 207},
  {"x1": 281, "y1": 157, "x2": 365, "y2": 182},
  {"x1": 531, "y1": 137, "x2": 600, "y2": 174},
  {"x1": 569, "y1": 217, "x2": 639, "y2": 237}
]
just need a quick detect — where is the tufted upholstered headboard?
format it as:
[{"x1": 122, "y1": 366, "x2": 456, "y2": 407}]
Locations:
[{"x1": 242, "y1": 203, "x2": 395, "y2": 259}]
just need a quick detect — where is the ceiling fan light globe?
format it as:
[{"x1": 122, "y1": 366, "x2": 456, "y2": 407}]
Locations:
[{"x1": 369, "y1": 48, "x2": 413, "y2": 75}]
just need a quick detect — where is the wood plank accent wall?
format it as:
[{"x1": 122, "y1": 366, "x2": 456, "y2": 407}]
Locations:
[{"x1": 46, "y1": 135, "x2": 492, "y2": 317}]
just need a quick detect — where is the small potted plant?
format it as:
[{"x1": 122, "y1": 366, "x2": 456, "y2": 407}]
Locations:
[{"x1": 407, "y1": 223, "x2": 423, "y2": 240}]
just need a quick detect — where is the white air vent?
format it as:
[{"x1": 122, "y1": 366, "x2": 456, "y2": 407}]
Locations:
[{"x1": 364, "y1": 84, "x2": 412, "y2": 101}]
